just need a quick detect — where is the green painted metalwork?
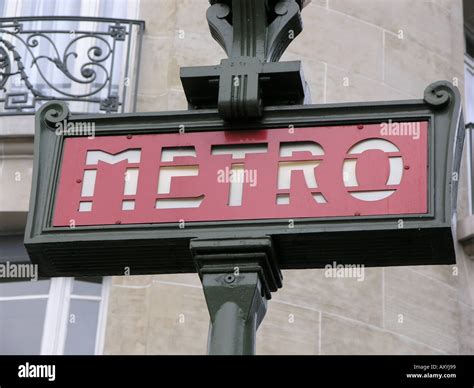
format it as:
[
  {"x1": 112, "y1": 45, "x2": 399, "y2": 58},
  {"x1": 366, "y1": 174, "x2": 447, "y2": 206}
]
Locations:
[
  {"x1": 203, "y1": 272, "x2": 266, "y2": 355},
  {"x1": 24, "y1": 1, "x2": 465, "y2": 355},
  {"x1": 181, "y1": 0, "x2": 308, "y2": 120},
  {"x1": 191, "y1": 237, "x2": 279, "y2": 355},
  {"x1": 24, "y1": 81, "x2": 464, "y2": 278},
  {"x1": 26, "y1": 57, "x2": 464, "y2": 354}
]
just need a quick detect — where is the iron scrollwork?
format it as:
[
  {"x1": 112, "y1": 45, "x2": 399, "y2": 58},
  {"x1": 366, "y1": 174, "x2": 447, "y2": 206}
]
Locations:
[{"x1": 0, "y1": 17, "x2": 144, "y2": 115}]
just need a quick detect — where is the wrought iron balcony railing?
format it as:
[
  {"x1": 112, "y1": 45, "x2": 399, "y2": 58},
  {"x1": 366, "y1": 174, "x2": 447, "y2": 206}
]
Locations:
[{"x1": 0, "y1": 16, "x2": 144, "y2": 115}]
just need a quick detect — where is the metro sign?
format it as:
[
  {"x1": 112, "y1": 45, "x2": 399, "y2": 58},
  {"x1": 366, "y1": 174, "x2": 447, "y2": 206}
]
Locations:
[
  {"x1": 25, "y1": 81, "x2": 464, "y2": 276},
  {"x1": 53, "y1": 123, "x2": 428, "y2": 226}
]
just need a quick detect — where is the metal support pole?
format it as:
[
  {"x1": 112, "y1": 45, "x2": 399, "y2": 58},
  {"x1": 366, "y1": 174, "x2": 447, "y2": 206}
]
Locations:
[
  {"x1": 203, "y1": 271, "x2": 267, "y2": 355},
  {"x1": 190, "y1": 237, "x2": 282, "y2": 355}
]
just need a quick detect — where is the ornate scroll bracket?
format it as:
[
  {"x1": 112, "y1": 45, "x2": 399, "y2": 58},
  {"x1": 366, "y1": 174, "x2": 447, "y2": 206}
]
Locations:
[
  {"x1": 180, "y1": 0, "x2": 309, "y2": 120},
  {"x1": 39, "y1": 101, "x2": 70, "y2": 130},
  {"x1": 423, "y1": 80, "x2": 454, "y2": 109}
]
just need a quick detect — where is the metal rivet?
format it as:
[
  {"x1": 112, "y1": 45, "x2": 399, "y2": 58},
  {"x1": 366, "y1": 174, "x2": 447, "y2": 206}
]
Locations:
[
  {"x1": 357, "y1": 124, "x2": 364, "y2": 130},
  {"x1": 115, "y1": 220, "x2": 121, "y2": 225},
  {"x1": 354, "y1": 211, "x2": 361, "y2": 216},
  {"x1": 275, "y1": 3, "x2": 288, "y2": 15},
  {"x1": 224, "y1": 274, "x2": 235, "y2": 284},
  {"x1": 216, "y1": 4, "x2": 230, "y2": 19},
  {"x1": 404, "y1": 165, "x2": 410, "y2": 170},
  {"x1": 126, "y1": 134, "x2": 132, "y2": 139},
  {"x1": 76, "y1": 179, "x2": 82, "y2": 183}
]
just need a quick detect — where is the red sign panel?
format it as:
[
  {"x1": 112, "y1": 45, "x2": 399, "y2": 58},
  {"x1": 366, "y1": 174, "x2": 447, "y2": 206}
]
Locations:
[{"x1": 53, "y1": 122, "x2": 428, "y2": 226}]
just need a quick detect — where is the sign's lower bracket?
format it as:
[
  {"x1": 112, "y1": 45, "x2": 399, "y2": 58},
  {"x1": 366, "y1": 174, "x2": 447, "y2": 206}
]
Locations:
[{"x1": 190, "y1": 237, "x2": 282, "y2": 355}]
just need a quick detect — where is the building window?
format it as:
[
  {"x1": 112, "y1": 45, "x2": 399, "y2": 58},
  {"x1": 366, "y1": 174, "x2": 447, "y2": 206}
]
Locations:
[
  {"x1": 0, "y1": 0, "x2": 140, "y2": 355},
  {"x1": 0, "y1": 279, "x2": 51, "y2": 354},
  {"x1": 0, "y1": 275, "x2": 111, "y2": 355}
]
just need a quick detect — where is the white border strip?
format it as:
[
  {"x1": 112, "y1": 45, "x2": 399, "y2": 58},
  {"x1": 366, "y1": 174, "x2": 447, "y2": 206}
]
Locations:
[{"x1": 94, "y1": 276, "x2": 111, "y2": 355}]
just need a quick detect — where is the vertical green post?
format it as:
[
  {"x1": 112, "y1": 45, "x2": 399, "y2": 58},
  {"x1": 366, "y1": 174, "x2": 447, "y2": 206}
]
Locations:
[
  {"x1": 190, "y1": 237, "x2": 282, "y2": 355},
  {"x1": 203, "y1": 272, "x2": 267, "y2": 355}
]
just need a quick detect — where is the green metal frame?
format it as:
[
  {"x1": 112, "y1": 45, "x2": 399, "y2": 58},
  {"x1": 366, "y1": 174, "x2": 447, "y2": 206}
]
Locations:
[
  {"x1": 24, "y1": 81, "x2": 464, "y2": 277},
  {"x1": 468, "y1": 122, "x2": 474, "y2": 212}
]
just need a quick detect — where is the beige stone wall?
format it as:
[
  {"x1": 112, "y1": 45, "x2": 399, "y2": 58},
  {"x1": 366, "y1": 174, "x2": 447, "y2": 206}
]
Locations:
[
  {"x1": 0, "y1": 117, "x2": 34, "y2": 234},
  {"x1": 103, "y1": 0, "x2": 474, "y2": 354}
]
